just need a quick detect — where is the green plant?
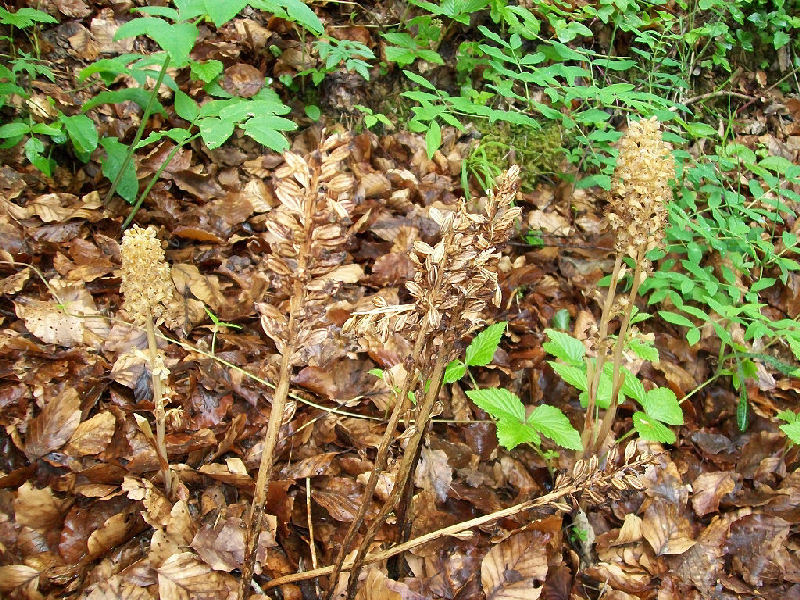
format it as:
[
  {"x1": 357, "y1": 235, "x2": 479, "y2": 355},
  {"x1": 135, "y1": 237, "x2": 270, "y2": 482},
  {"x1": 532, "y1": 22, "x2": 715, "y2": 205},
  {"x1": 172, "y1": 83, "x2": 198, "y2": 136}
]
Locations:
[
  {"x1": 0, "y1": 8, "x2": 100, "y2": 176},
  {"x1": 203, "y1": 306, "x2": 242, "y2": 357},
  {"x1": 293, "y1": 37, "x2": 374, "y2": 86},
  {"x1": 777, "y1": 410, "x2": 800, "y2": 446},
  {"x1": 76, "y1": 0, "x2": 323, "y2": 224}
]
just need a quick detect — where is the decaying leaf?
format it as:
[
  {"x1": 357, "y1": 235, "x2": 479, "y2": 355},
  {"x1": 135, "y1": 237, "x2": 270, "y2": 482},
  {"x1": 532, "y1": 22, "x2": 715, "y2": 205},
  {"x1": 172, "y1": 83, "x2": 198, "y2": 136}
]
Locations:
[
  {"x1": 65, "y1": 410, "x2": 116, "y2": 456},
  {"x1": 157, "y1": 552, "x2": 236, "y2": 600},
  {"x1": 641, "y1": 497, "x2": 695, "y2": 556},
  {"x1": 481, "y1": 531, "x2": 549, "y2": 600},
  {"x1": 414, "y1": 446, "x2": 453, "y2": 503},
  {"x1": 23, "y1": 387, "x2": 82, "y2": 460}
]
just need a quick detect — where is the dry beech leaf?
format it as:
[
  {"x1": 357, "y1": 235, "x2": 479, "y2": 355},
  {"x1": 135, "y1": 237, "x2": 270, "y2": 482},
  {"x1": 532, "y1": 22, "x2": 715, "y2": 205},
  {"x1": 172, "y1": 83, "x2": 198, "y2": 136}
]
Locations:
[
  {"x1": 87, "y1": 511, "x2": 139, "y2": 559},
  {"x1": 691, "y1": 471, "x2": 737, "y2": 517},
  {"x1": 15, "y1": 299, "x2": 84, "y2": 346},
  {"x1": 481, "y1": 531, "x2": 549, "y2": 600},
  {"x1": 14, "y1": 482, "x2": 67, "y2": 530},
  {"x1": 24, "y1": 387, "x2": 82, "y2": 460},
  {"x1": 157, "y1": 551, "x2": 236, "y2": 600},
  {"x1": 0, "y1": 564, "x2": 39, "y2": 592},
  {"x1": 414, "y1": 446, "x2": 452, "y2": 503},
  {"x1": 612, "y1": 514, "x2": 643, "y2": 546},
  {"x1": 82, "y1": 575, "x2": 152, "y2": 600},
  {"x1": 65, "y1": 410, "x2": 116, "y2": 456},
  {"x1": 355, "y1": 568, "x2": 403, "y2": 600},
  {"x1": 641, "y1": 497, "x2": 695, "y2": 556}
]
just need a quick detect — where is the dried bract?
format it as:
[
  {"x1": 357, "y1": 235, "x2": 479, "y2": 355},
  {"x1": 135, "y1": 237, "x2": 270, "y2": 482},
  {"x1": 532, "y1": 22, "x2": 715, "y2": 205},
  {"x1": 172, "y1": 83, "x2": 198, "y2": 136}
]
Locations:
[
  {"x1": 120, "y1": 225, "x2": 175, "y2": 325},
  {"x1": 345, "y1": 166, "x2": 521, "y2": 344},
  {"x1": 608, "y1": 117, "x2": 674, "y2": 264}
]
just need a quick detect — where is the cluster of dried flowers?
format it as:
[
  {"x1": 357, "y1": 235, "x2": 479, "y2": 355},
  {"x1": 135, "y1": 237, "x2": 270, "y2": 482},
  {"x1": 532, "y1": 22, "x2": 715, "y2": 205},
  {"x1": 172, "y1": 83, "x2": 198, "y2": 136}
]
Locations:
[
  {"x1": 242, "y1": 132, "x2": 358, "y2": 598},
  {"x1": 120, "y1": 224, "x2": 179, "y2": 498},
  {"x1": 345, "y1": 165, "x2": 521, "y2": 347},
  {"x1": 607, "y1": 116, "x2": 675, "y2": 266}
]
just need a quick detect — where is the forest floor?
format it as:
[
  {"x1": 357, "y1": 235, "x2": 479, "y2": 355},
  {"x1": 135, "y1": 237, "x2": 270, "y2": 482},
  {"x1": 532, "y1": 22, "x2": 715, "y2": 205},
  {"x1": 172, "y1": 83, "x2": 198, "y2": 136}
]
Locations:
[{"x1": 1, "y1": 1, "x2": 800, "y2": 599}]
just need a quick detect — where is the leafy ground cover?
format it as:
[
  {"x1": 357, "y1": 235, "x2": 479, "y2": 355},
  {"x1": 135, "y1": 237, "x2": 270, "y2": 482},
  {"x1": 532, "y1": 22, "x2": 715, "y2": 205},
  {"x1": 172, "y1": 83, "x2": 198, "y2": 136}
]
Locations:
[{"x1": 1, "y1": 1, "x2": 800, "y2": 599}]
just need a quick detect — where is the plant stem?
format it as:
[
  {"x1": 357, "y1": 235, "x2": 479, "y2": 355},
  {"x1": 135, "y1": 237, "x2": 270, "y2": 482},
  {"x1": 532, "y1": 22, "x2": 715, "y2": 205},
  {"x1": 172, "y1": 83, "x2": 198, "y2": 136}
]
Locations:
[
  {"x1": 121, "y1": 133, "x2": 194, "y2": 230},
  {"x1": 105, "y1": 54, "x2": 170, "y2": 207},
  {"x1": 145, "y1": 311, "x2": 174, "y2": 499}
]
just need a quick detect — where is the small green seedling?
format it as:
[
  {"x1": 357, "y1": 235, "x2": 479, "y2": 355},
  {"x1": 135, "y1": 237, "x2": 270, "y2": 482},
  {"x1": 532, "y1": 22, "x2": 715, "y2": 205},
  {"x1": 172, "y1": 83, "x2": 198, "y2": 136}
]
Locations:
[{"x1": 204, "y1": 306, "x2": 241, "y2": 357}]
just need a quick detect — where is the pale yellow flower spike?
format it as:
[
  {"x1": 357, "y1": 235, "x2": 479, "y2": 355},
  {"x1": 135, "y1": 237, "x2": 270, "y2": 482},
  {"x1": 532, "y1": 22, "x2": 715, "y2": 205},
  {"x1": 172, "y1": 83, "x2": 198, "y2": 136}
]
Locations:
[{"x1": 120, "y1": 225, "x2": 174, "y2": 325}]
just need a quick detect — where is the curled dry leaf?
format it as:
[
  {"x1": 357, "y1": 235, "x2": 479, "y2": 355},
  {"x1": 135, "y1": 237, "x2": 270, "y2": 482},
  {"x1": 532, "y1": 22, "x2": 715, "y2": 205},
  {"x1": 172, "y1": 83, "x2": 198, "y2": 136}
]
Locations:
[
  {"x1": 82, "y1": 575, "x2": 152, "y2": 600},
  {"x1": 157, "y1": 551, "x2": 237, "y2": 600},
  {"x1": 481, "y1": 531, "x2": 550, "y2": 600},
  {"x1": 23, "y1": 387, "x2": 82, "y2": 460},
  {"x1": 65, "y1": 410, "x2": 116, "y2": 457}
]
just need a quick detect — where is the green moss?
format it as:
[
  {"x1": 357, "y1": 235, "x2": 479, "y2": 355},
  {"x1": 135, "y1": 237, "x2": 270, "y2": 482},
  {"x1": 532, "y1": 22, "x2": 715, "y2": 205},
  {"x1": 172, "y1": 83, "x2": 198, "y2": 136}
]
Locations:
[{"x1": 468, "y1": 120, "x2": 566, "y2": 191}]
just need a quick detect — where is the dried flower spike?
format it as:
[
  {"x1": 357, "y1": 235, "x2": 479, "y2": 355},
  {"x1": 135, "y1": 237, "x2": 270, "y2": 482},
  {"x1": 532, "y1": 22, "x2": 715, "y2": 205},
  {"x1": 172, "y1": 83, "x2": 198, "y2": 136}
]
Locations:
[
  {"x1": 607, "y1": 117, "x2": 674, "y2": 262},
  {"x1": 120, "y1": 225, "x2": 174, "y2": 325}
]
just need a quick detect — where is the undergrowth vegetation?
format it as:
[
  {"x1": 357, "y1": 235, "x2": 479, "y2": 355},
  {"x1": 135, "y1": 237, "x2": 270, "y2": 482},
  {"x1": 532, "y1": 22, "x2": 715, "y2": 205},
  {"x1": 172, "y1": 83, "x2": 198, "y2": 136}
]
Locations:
[{"x1": 2, "y1": 0, "x2": 800, "y2": 595}]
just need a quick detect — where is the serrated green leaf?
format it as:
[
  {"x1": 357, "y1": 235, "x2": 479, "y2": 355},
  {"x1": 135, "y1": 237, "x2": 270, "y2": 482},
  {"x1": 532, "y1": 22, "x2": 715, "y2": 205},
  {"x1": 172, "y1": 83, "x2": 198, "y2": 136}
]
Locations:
[
  {"x1": 627, "y1": 338, "x2": 659, "y2": 362},
  {"x1": 465, "y1": 322, "x2": 506, "y2": 367},
  {"x1": 527, "y1": 404, "x2": 582, "y2": 450},
  {"x1": 632, "y1": 411, "x2": 676, "y2": 444},
  {"x1": 0, "y1": 121, "x2": 30, "y2": 138},
  {"x1": 543, "y1": 329, "x2": 585, "y2": 365},
  {"x1": 190, "y1": 59, "x2": 223, "y2": 83},
  {"x1": 443, "y1": 359, "x2": 466, "y2": 384},
  {"x1": 466, "y1": 388, "x2": 525, "y2": 423},
  {"x1": 548, "y1": 361, "x2": 587, "y2": 391},
  {"x1": 242, "y1": 116, "x2": 294, "y2": 152},
  {"x1": 620, "y1": 370, "x2": 646, "y2": 404},
  {"x1": 640, "y1": 387, "x2": 683, "y2": 425},
  {"x1": 659, "y1": 310, "x2": 695, "y2": 329},
  {"x1": 496, "y1": 418, "x2": 539, "y2": 450},
  {"x1": 780, "y1": 421, "x2": 800, "y2": 445},
  {"x1": 368, "y1": 368, "x2": 384, "y2": 379},
  {"x1": 115, "y1": 18, "x2": 198, "y2": 66}
]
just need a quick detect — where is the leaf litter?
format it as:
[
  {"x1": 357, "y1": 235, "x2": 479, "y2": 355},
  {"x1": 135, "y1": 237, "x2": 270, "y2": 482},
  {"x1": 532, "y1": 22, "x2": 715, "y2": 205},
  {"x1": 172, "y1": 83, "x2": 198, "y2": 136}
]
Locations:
[{"x1": 0, "y1": 3, "x2": 799, "y2": 600}]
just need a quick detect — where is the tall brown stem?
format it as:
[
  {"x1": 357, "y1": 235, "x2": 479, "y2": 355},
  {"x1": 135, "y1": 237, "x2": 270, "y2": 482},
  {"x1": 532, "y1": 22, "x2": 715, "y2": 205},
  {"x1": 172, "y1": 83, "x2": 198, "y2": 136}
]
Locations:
[{"x1": 145, "y1": 312, "x2": 174, "y2": 499}]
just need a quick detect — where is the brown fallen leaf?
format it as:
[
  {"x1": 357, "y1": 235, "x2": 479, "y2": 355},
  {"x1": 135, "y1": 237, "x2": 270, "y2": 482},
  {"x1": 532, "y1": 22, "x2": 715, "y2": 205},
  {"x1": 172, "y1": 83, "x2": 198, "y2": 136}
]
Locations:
[
  {"x1": 23, "y1": 387, "x2": 82, "y2": 460},
  {"x1": 14, "y1": 481, "x2": 68, "y2": 530},
  {"x1": 0, "y1": 564, "x2": 39, "y2": 594},
  {"x1": 65, "y1": 410, "x2": 116, "y2": 457},
  {"x1": 82, "y1": 575, "x2": 152, "y2": 600},
  {"x1": 414, "y1": 446, "x2": 452, "y2": 503},
  {"x1": 641, "y1": 497, "x2": 695, "y2": 556},
  {"x1": 481, "y1": 530, "x2": 549, "y2": 600},
  {"x1": 691, "y1": 471, "x2": 738, "y2": 517},
  {"x1": 157, "y1": 552, "x2": 237, "y2": 600}
]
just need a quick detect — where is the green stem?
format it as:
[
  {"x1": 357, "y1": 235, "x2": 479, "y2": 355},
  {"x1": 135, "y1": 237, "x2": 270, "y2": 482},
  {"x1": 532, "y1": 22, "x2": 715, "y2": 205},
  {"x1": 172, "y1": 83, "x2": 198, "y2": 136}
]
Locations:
[
  {"x1": 121, "y1": 132, "x2": 196, "y2": 230},
  {"x1": 105, "y1": 54, "x2": 170, "y2": 207}
]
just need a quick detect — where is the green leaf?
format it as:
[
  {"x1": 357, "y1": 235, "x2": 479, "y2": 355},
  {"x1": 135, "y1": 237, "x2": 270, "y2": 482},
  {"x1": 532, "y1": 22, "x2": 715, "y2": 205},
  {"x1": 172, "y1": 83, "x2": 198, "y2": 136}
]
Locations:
[
  {"x1": 621, "y1": 370, "x2": 646, "y2": 404},
  {"x1": 467, "y1": 388, "x2": 525, "y2": 423},
  {"x1": 548, "y1": 361, "x2": 588, "y2": 392},
  {"x1": 115, "y1": 18, "x2": 198, "y2": 66},
  {"x1": 203, "y1": 0, "x2": 247, "y2": 26},
  {"x1": 402, "y1": 69, "x2": 438, "y2": 91},
  {"x1": 242, "y1": 115, "x2": 295, "y2": 152},
  {"x1": 543, "y1": 329, "x2": 585, "y2": 366},
  {"x1": 496, "y1": 418, "x2": 540, "y2": 450},
  {"x1": 781, "y1": 420, "x2": 800, "y2": 444},
  {"x1": 368, "y1": 368, "x2": 384, "y2": 379},
  {"x1": 659, "y1": 310, "x2": 695, "y2": 329},
  {"x1": 632, "y1": 411, "x2": 676, "y2": 444},
  {"x1": 527, "y1": 404, "x2": 582, "y2": 450},
  {"x1": 61, "y1": 114, "x2": 98, "y2": 158},
  {"x1": 425, "y1": 120, "x2": 441, "y2": 158},
  {"x1": 190, "y1": 59, "x2": 223, "y2": 83},
  {"x1": 0, "y1": 121, "x2": 31, "y2": 138},
  {"x1": 24, "y1": 137, "x2": 53, "y2": 176},
  {"x1": 198, "y1": 117, "x2": 234, "y2": 149},
  {"x1": 683, "y1": 121, "x2": 717, "y2": 138},
  {"x1": 82, "y1": 88, "x2": 167, "y2": 115},
  {"x1": 174, "y1": 90, "x2": 199, "y2": 121},
  {"x1": 465, "y1": 322, "x2": 506, "y2": 367},
  {"x1": 250, "y1": 0, "x2": 324, "y2": 35},
  {"x1": 0, "y1": 7, "x2": 58, "y2": 28},
  {"x1": 640, "y1": 387, "x2": 683, "y2": 425},
  {"x1": 304, "y1": 104, "x2": 321, "y2": 121},
  {"x1": 552, "y1": 309, "x2": 570, "y2": 331},
  {"x1": 443, "y1": 359, "x2": 466, "y2": 384},
  {"x1": 99, "y1": 137, "x2": 138, "y2": 203}
]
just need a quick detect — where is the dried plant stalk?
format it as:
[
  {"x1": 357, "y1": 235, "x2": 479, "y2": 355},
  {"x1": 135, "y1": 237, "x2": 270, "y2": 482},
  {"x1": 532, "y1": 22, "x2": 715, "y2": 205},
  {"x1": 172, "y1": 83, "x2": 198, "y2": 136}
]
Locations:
[
  {"x1": 266, "y1": 441, "x2": 655, "y2": 590},
  {"x1": 328, "y1": 167, "x2": 521, "y2": 599},
  {"x1": 582, "y1": 118, "x2": 674, "y2": 456},
  {"x1": 239, "y1": 133, "x2": 356, "y2": 600},
  {"x1": 120, "y1": 225, "x2": 178, "y2": 499}
]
